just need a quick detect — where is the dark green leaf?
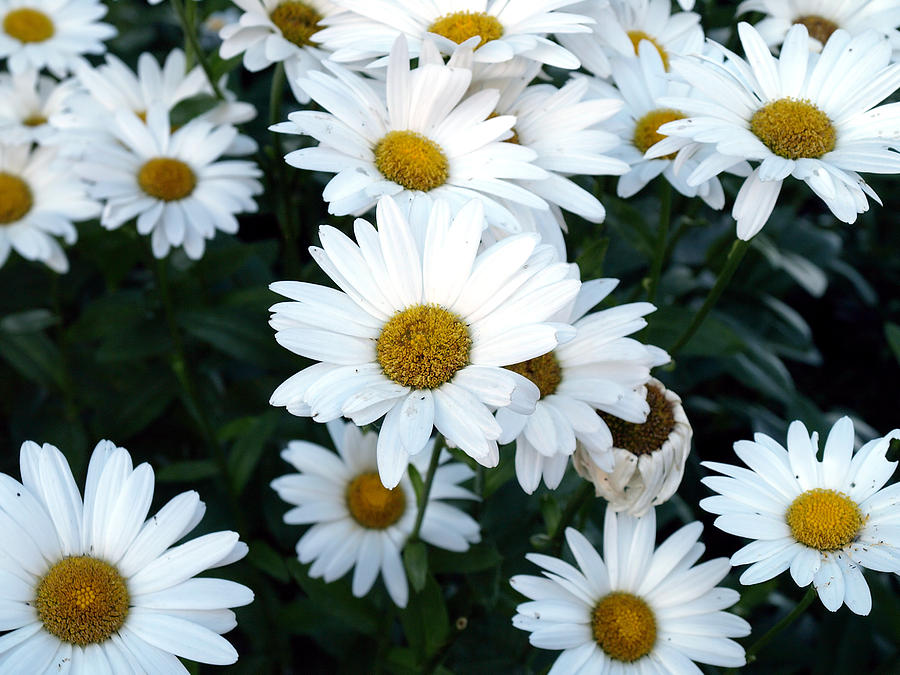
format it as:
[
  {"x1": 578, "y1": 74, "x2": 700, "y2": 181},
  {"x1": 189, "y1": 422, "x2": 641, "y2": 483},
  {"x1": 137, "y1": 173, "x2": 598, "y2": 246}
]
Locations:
[
  {"x1": 227, "y1": 411, "x2": 280, "y2": 494},
  {"x1": 0, "y1": 309, "x2": 56, "y2": 333},
  {"x1": 286, "y1": 559, "x2": 380, "y2": 635},
  {"x1": 249, "y1": 540, "x2": 290, "y2": 583},
  {"x1": 0, "y1": 331, "x2": 64, "y2": 388},
  {"x1": 399, "y1": 575, "x2": 449, "y2": 662},
  {"x1": 169, "y1": 94, "x2": 219, "y2": 127},
  {"x1": 885, "y1": 322, "x2": 900, "y2": 365},
  {"x1": 403, "y1": 541, "x2": 428, "y2": 593},
  {"x1": 155, "y1": 459, "x2": 219, "y2": 482}
]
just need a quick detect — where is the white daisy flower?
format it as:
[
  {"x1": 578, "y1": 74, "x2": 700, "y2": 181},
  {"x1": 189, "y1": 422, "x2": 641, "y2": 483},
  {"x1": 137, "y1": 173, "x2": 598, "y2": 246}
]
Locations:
[
  {"x1": 460, "y1": 54, "x2": 629, "y2": 228},
  {"x1": 219, "y1": 0, "x2": 340, "y2": 104},
  {"x1": 0, "y1": 70, "x2": 76, "y2": 145},
  {"x1": 559, "y1": 0, "x2": 704, "y2": 78},
  {"x1": 268, "y1": 195, "x2": 580, "y2": 487},
  {"x1": 653, "y1": 23, "x2": 900, "y2": 240},
  {"x1": 738, "y1": 0, "x2": 900, "y2": 55},
  {"x1": 591, "y1": 43, "x2": 750, "y2": 209},
  {"x1": 700, "y1": 416, "x2": 900, "y2": 616},
  {"x1": 0, "y1": 0, "x2": 115, "y2": 78},
  {"x1": 574, "y1": 378, "x2": 692, "y2": 516},
  {"x1": 0, "y1": 143, "x2": 99, "y2": 272},
  {"x1": 78, "y1": 106, "x2": 263, "y2": 260},
  {"x1": 62, "y1": 50, "x2": 257, "y2": 155},
  {"x1": 312, "y1": 0, "x2": 594, "y2": 69},
  {"x1": 273, "y1": 37, "x2": 550, "y2": 232},
  {"x1": 271, "y1": 420, "x2": 480, "y2": 607},
  {"x1": 0, "y1": 440, "x2": 253, "y2": 672},
  {"x1": 496, "y1": 276, "x2": 669, "y2": 494},
  {"x1": 511, "y1": 507, "x2": 750, "y2": 672}
]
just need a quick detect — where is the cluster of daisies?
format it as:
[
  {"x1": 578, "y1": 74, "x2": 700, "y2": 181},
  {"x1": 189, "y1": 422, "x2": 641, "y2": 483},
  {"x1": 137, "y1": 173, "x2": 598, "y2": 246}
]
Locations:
[{"x1": 1, "y1": 0, "x2": 899, "y2": 672}]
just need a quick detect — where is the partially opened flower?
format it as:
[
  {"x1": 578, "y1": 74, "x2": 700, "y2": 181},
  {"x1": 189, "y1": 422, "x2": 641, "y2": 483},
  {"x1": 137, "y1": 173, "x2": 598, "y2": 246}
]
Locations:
[
  {"x1": 78, "y1": 106, "x2": 262, "y2": 259},
  {"x1": 0, "y1": 440, "x2": 253, "y2": 671},
  {"x1": 701, "y1": 416, "x2": 900, "y2": 615},
  {"x1": 0, "y1": 143, "x2": 99, "y2": 272},
  {"x1": 737, "y1": 0, "x2": 900, "y2": 54},
  {"x1": 496, "y1": 277, "x2": 668, "y2": 494},
  {"x1": 272, "y1": 420, "x2": 480, "y2": 607},
  {"x1": 313, "y1": 0, "x2": 594, "y2": 69},
  {"x1": 653, "y1": 22, "x2": 900, "y2": 239},
  {"x1": 574, "y1": 378, "x2": 691, "y2": 516},
  {"x1": 559, "y1": 0, "x2": 704, "y2": 78},
  {"x1": 511, "y1": 507, "x2": 749, "y2": 672},
  {"x1": 0, "y1": 70, "x2": 76, "y2": 145},
  {"x1": 0, "y1": 0, "x2": 115, "y2": 77},
  {"x1": 268, "y1": 195, "x2": 579, "y2": 487},
  {"x1": 218, "y1": 0, "x2": 340, "y2": 103},
  {"x1": 273, "y1": 37, "x2": 549, "y2": 232}
]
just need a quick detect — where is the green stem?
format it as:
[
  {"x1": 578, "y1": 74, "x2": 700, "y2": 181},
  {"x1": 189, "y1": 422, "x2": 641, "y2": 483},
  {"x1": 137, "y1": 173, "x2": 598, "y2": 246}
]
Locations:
[
  {"x1": 549, "y1": 481, "x2": 594, "y2": 554},
  {"x1": 647, "y1": 181, "x2": 672, "y2": 303},
  {"x1": 50, "y1": 272, "x2": 88, "y2": 447},
  {"x1": 409, "y1": 437, "x2": 444, "y2": 542},
  {"x1": 152, "y1": 256, "x2": 246, "y2": 535},
  {"x1": 744, "y1": 586, "x2": 817, "y2": 665},
  {"x1": 171, "y1": 0, "x2": 224, "y2": 99},
  {"x1": 668, "y1": 239, "x2": 751, "y2": 357}
]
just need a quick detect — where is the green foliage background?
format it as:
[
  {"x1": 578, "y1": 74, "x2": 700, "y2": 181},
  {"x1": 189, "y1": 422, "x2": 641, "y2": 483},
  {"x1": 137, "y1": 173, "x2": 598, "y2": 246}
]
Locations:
[{"x1": 1, "y1": 0, "x2": 898, "y2": 672}]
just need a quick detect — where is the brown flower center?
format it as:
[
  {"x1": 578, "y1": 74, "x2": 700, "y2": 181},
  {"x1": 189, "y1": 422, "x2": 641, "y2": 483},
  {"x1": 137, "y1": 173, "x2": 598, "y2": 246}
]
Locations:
[
  {"x1": 270, "y1": 1, "x2": 323, "y2": 47},
  {"x1": 600, "y1": 383, "x2": 674, "y2": 456},
  {"x1": 592, "y1": 591, "x2": 657, "y2": 662},
  {"x1": 750, "y1": 98, "x2": 836, "y2": 160},
  {"x1": 428, "y1": 11, "x2": 504, "y2": 49},
  {"x1": 137, "y1": 157, "x2": 197, "y2": 201},
  {"x1": 0, "y1": 172, "x2": 33, "y2": 224},
  {"x1": 3, "y1": 7, "x2": 54, "y2": 43},
  {"x1": 632, "y1": 108, "x2": 685, "y2": 158},
  {"x1": 794, "y1": 15, "x2": 839, "y2": 44},
  {"x1": 346, "y1": 472, "x2": 407, "y2": 529},
  {"x1": 373, "y1": 130, "x2": 450, "y2": 192},
  {"x1": 786, "y1": 488, "x2": 863, "y2": 551},
  {"x1": 627, "y1": 30, "x2": 668, "y2": 70},
  {"x1": 505, "y1": 352, "x2": 562, "y2": 399}
]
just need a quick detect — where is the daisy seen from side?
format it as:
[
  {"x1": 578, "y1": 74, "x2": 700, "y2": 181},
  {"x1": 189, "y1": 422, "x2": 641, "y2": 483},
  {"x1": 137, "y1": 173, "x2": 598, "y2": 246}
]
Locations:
[
  {"x1": 0, "y1": 142, "x2": 99, "y2": 272},
  {"x1": 0, "y1": 440, "x2": 253, "y2": 672},
  {"x1": 737, "y1": 0, "x2": 900, "y2": 54},
  {"x1": 271, "y1": 420, "x2": 480, "y2": 607},
  {"x1": 77, "y1": 106, "x2": 263, "y2": 260},
  {"x1": 273, "y1": 37, "x2": 549, "y2": 232},
  {"x1": 0, "y1": 0, "x2": 115, "y2": 77},
  {"x1": 268, "y1": 195, "x2": 580, "y2": 488},
  {"x1": 496, "y1": 275, "x2": 669, "y2": 494},
  {"x1": 0, "y1": 70, "x2": 76, "y2": 145},
  {"x1": 652, "y1": 22, "x2": 900, "y2": 239},
  {"x1": 312, "y1": 0, "x2": 594, "y2": 69},
  {"x1": 701, "y1": 416, "x2": 900, "y2": 615},
  {"x1": 218, "y1": 0, "x2": 341, "y2": 103},
  {"x1": 574, "y1": 377, "x2": 692, "y2": 516},
  {"x1": 511, "y1": 506, "x2": 750, "y2": 673}
]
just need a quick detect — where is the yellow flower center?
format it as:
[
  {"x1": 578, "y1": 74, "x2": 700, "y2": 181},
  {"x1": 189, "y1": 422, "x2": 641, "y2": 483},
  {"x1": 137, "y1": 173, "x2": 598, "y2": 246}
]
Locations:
[
  {"x1": 428, "y1": 11, "x2": 504, "y2": 49},
  {"x1": 23, "y1": 114, "x2": 47, "y2": 127},
  {"x1": 794, "y1": 15, "x2": 839, "y2": 44},
  {"x1": 34, "y1": 556, "x2": 130, "y2": 646},
  {"x1": 599, "y1": 383, "x2": 675, "y2": 456},
  {"x1": 376, "y1": 304, "x2": 471, "y2": 389},
  {"x1": 592, "y1": 591, "x2": 657, "y2": 663},
  {"x1": 137, "y1": 157, "x2": 197, "y2": 202},
  {"x1": 3, "y1": 7, "x2": 54, "y2": 43},
  {"x1": 346, "y1": 472, "x2": 407, "y2": 529},
  {"x1": 750, "y1": 98, "x2": 836, "y2": 160},
  {"x1": 633, "y1": 108, "x2": 685, "y2": 158},
  {"x1": 505, "y1": 352, "x2": 562, "y2": 399},
  {"x1": 0, "y1": 172, "x2": 33, "y2": 225},
  {"x1": 269, "y1": 1, "x2": 322, "y2": 47},
  {"x1": 786, "y1": 488, "x2": 863, "y2": 551},
  {"x1": 627, "y1": 31, "x2": 669, "y2": 70},
  {"x1": 373, "y1": 130, "x2": 450, "y2": 192}
]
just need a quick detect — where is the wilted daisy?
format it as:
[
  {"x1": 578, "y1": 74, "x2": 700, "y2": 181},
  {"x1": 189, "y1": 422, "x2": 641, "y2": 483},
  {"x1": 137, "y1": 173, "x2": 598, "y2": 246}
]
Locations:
[
  {"x1": 574, "y1": 378, "x2": 691, "y2": 516},
  {"x1": 738, "y1": 0, "x2": 900, "y2": 53},
  {"x1": 63, "y1": 50, "x2": 257, "y2": 154},
  {"x1": 497, "y1": 277, "x2": 669, "y2": 494},
  {"x1": 0, "y1": 70, "x2": 76, "y2": 144},
  {"x1": 653, "y1": 23, "x2": 900, "y2": 240},
  {"x1": 272, "y1": 420, "x2": 480, "y2": 607},
  {"x1": 269, "y1": 196, "x2": 579, "y2": 487},
  {"x1": 313, "y1": 0, "x2": 594, "y2": 69},
  {"x1": 0, "y1": 143, "x2": 99, "y2": 272},
  {"x1": 701, "y1": 416, "x2": 900, "y2": 615},
  {"x1": 273, "y1": 37, "x2": 549, "y2": 231},
  {"x1": 594, "y1": 43, "x2": 749, "y2": 208},
  {"x1": 78, "y1": 106, "x2": 262, "y2": 259},
  {"x1": 511, "y1": 507, "x2": 749, "y2": 672},
  {"x1": 219, "y1": 0, "x2": 340, "y2": 104},
  {"x1": 0, "y1": 440, "x2": 253, "y2": 671},
  {"x1": 559, "y1": 0, "x2": 704, "y2": 78},
  {"x1": 0, "y1": 0, "x2": 115, "y2": 77}
]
